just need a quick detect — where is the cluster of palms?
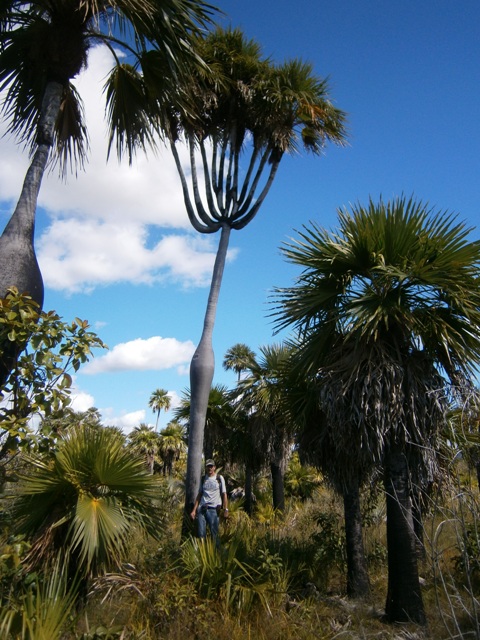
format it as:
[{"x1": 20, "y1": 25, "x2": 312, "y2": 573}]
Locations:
[
  {"x1": 0, "y1": 3, "x2": 347, "y2": 525},
  {"x1": 172, "y1": 199, "x2": 480, "y2": 625},
  {"x1": 129, "y1": 419, "x2": 186, "y2": 475}
]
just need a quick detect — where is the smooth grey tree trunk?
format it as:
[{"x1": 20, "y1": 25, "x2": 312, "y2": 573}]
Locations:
[
  {"x1": 0, "y1": 81, "x2": 63, "y2": 386},
  {"x1": 384, "y1": 448, "x2": 426, "y2": 625},
  {"x1": 343, "y1": 483, "x2": 371, "y2": 598},
  {"x1": 183, "y1": 224, "x2": 231, "y2": 534}
]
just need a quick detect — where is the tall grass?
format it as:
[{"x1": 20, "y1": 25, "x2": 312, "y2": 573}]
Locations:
[
  {"x1": 428, "y1": 484, "x2": 480, "y2": 639},
  {"x1": 0, "y1": 556, "x2": 78, "y2": 639},
  {"x1": 1, "y1": 463, "x2": 479, "y2": 639}
]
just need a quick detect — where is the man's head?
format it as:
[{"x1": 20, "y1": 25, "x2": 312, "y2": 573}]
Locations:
[{"x1": 205, "y1": 459, "x2": 216, "y2": 474}]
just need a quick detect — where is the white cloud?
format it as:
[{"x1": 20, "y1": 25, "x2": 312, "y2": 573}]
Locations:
[
  {"x1": 102, "y1": 408, "x2": 147, "y2": 433},
  {"x1": 37, "y1": 218, "x2": 223, "y2": 292},
  {"x1": 0, "y1": 47, "x2": 186, "y2": 224},
  {"x1": 82, "y1": 335, "x2": 196, "y2": 374},
  {"x1": 69, "y1": 390, "x2": 96, "y2": 413},
  {"x1": 166, "y1": 390, "x2": 182, "y2": 412}
]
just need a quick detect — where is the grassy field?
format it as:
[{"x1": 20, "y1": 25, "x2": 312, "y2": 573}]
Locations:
[
  {"x1": 1, "y1": 460, "x2": 479, "y2": 639},
  {"x1": 75, "y1": 473, "x2": 479, "y2": 639}
]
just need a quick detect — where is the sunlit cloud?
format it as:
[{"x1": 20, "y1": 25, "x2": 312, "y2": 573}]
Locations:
[
  {"x1": 102, "y1": 408, "x2": 147, "y2": 433},
  {"x1": 82, "y1": 335, "x2": 196, "y2": 374},
  {"x1": 69, "y1": 389, "x2": 96, "y2": 413},
  {"x1": 38, "y1": 219, "x2": 224, "y2": 292}
]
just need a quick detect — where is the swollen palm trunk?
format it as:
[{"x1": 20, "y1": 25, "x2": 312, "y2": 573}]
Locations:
[
  {"x1": 0, "y1": 148, "x2": 46, "y2": 387},
  {"x1": 183, "y1": 225, "x2": 231, "y2": 535},
  {"x1": 0, "y1": 81, "x2": 63, "y2": 386},
  {"x1": 0, "y1": 142, "x2": 47, "y2": 305}
]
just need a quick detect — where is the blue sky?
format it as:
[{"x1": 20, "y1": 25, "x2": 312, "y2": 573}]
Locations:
[{"x1": 1, "y1": 0, "x2": 479, "y2": 432}]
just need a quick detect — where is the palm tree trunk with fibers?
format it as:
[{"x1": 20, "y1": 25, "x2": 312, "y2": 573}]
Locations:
[
  {"x1": 244, "y1": 465, "x2": 254, "y2": 515},
  {"x1": 183, "y1": 223, "x2": 231, "y2": 534},
  {"x1": 270, "y1": 461, "x2": 285, "y2": 512},
  {"x1": 0, "y1": 81, "x2": 63, "y2": 386}
]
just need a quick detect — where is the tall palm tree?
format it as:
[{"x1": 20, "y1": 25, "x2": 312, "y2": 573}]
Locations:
[
  {"x1": 223, "y1": 343, "x2": 256, "y2": 381},
  {"x1": 168, "y1": 27, "x2": 347, "y2": 516},
  {"x1": 12, "y1": 424, "x2": 162, "y2": 592},
  {"x1": 149, "y1": 388, "x2": 171, "y2": 430},
  {"x1": 273, "y1": 196, "x2": 480, "y2": 624},
  {"x1": 128, "y1": 422, "x2": 161, "y2": 474},
  {"x1": 0, "y1": 0, "x2": 216, "y2": 382},
  {"x1": 283, "y1": 349, "x2": 372, "y2": 598}
]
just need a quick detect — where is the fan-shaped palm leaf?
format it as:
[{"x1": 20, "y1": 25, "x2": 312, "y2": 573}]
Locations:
[{"x1": 13, "y1": 424, "x2": 161, "y2": 578}]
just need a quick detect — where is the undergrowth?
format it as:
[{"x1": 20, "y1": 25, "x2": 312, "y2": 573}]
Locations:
[{"x1": 1, "y1": 469, "x2": 479, "y2": 639}]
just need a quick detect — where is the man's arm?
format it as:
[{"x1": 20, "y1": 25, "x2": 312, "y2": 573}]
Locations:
[{"x1": 190, "y1": 491, "x2": 202, "y2": 519}]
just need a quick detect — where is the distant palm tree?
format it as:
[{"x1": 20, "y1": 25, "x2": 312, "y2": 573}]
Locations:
[
  {"x1": 128, "y1": 423, "x2": 161, "y2": 474},
  {"x1": 174, "y1": 383, "x2": 233, "y2": 464},
  {"x1": 168, "y1": 27, "x2": 347, "y2": 518},
  {"x1": 149, "y1": 388, "x2": 171, "y2": 431},
  {"x1": 273, "y1": 196, "x2": 480, "y2": 623},
  {"x1": 158, "y1": 421, "x2": 186, "y2": 476},
  {"x1": 223, "y1": 343, "x2": 257, "y2": 381},
  {"x1": 235, "y1": 343, "x2": 295, "y2": 512}
]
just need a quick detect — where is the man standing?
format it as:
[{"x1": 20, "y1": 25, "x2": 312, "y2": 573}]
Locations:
[{"x1": 190, "y1": 459, "x2": 228, "y2": 542}]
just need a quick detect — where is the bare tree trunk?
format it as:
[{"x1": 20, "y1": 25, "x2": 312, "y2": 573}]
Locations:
[
  {"x1": 343, "y1": 483, "x2": 370, "y2": 598},
  {"x1": 183, "y1": 224, "x2": 231, "y2": 535},
  {"x1": 384, "y1": 448, "x2": 426, "y2": 625},
  {"x1": 0, "y1": 80, "x2": 63, "y2": 386}
]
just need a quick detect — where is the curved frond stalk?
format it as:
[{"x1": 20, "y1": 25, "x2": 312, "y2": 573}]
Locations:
[{"x1": 199, "y1": 139, "x2": 222, "y2": 219}]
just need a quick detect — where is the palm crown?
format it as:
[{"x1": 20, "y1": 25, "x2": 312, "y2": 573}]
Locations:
[
  {"x1": 169, "y1": 27, "x2": 347, "y2": 233},
  {"x1": 275, "y1": 196, "x2": 480, "y2": 379},
  {"x1": 0, "y1": 0, "x2": 216, "y2": 169}
]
